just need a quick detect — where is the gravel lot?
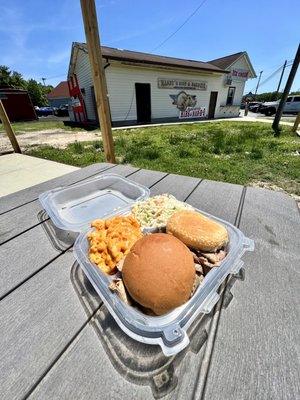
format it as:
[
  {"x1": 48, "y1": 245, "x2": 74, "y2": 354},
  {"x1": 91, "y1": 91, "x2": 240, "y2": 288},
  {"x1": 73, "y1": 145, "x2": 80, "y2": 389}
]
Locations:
[{"x1": 0, "y1": 128, "x2": 102, "y2": 153}]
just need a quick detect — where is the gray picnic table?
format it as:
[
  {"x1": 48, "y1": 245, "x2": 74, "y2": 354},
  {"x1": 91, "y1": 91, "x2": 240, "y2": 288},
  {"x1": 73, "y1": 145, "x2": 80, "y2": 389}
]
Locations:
[{"x1": 0, "y1": 162, "x2": 299, "y2": 400}]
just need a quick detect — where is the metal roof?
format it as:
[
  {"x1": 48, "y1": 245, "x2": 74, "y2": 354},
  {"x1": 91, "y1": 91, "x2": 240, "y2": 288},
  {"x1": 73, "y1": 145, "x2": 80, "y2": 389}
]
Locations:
[
  {"x1": 209, "y1": 51, "x2": 257, "y2": 78},
  {"x1": 73, "y1": 42, "x2": 229, "y2": 74}
]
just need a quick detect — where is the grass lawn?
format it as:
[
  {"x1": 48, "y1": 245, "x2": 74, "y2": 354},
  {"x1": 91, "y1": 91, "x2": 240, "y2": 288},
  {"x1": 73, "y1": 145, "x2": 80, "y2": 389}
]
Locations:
[{"x1": 25, "y1": 121, "x2": 300, "y2": 196}]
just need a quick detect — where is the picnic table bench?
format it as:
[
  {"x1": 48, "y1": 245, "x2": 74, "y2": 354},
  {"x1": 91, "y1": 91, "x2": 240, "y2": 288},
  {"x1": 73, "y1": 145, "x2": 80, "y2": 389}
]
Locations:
[{"x1": 1, "y1": 162, "x2": 299, "y2": 400}]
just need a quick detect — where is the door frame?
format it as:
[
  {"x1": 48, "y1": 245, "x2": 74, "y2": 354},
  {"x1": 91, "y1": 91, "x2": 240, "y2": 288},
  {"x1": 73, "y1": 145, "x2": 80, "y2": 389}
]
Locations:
[
  {"x1": 135, "y1": 83, "x2": 151, "y2": 123},
  {"x1": 208, "y1": 91, "x2": 218, "y2": 119}
]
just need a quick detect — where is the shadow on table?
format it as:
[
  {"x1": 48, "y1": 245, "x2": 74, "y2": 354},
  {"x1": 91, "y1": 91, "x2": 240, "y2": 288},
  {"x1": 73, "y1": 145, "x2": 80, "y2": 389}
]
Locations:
[
  {"x1": 70, "y1": 261, "x2": 244, "y2": 399},
  {"x1": 37, "y1": 210, "x2": 78, "y2": 252}
]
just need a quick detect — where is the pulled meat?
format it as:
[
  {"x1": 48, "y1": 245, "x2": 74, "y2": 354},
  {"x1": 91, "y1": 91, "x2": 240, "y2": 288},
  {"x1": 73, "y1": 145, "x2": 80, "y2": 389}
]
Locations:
[
  {"x1": 192, "y1": 249, "x2": 227, "y2": 276},
  {"x1": 109, "y1": 279, "x2": 133, "y2": 305}
]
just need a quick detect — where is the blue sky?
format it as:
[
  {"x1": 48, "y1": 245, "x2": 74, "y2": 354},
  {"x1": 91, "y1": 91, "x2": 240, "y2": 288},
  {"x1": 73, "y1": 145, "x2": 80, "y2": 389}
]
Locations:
[{"x1": 0, "y1": 0, "x2": 299, "y2": 94}]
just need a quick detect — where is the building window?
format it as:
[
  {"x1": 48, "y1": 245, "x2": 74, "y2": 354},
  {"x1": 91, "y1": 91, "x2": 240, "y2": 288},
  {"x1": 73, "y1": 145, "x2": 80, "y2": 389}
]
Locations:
[{"x1": 226, "y1": 87, "x2": 236, "y2": 105}]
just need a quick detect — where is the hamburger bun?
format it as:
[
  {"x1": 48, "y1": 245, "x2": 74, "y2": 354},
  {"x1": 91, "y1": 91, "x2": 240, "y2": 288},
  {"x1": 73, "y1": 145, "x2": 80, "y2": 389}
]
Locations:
[
  {"x1": 166, "y1": 210, "x2": 228, "y2": 252},
  {"x1": 122, "y1": 233, "x2": 195, "y2": 315}
]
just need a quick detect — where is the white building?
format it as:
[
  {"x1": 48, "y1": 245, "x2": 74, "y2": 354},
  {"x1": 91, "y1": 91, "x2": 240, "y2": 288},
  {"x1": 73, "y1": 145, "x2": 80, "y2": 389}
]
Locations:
[{"x1": 67, "y1": 42, "x2": 256, "y2": 126}]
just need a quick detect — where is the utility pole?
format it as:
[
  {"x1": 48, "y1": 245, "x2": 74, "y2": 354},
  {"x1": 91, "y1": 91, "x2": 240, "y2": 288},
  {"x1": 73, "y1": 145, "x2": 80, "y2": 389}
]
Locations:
[
  {"x1": 274, "y1": 60, "x2": 287, "y2": 100},
  {"x1": 273, "y1": 43, "x2": 300, "y2": 132},
  {"x1": 80, "y1": 0, "x2": 115, "y2": 163},
  {"x1": 41, "y1": 78, "x2": 46, "y2": 86},
  {"x1": 254, "y1": 71, "x2": 263, "y2": 96}
]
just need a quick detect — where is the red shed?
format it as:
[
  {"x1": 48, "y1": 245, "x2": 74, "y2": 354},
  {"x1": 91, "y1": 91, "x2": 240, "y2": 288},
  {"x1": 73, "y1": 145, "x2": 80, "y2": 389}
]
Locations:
[{"x1": 0, "y1": 88, "x2": 37, "y2": 121}]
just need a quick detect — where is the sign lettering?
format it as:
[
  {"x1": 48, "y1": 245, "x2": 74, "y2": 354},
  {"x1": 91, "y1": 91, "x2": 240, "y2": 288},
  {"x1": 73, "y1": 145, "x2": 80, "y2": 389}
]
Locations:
[
  {"x1": 179, "y1": 106, "x2": 207, "y2": 119},
  {"x1": 230, "y1": 69, "x2": 249, "y2": 81},
  {"x1": 158, "y1": 78, "x2": 207, "y2": 90}
]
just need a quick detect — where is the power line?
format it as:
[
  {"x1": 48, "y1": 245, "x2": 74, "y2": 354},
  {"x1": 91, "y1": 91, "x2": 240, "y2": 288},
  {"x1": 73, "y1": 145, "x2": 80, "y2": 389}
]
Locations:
[
  {"x1": 38, "y1": 73, "x2": 67, "y2": 83},
  {"x1": 45, "y1": 74, "x2": 67, "y2": 80},
  {"x1": 150, "y1": 0, "x2": 209, "y2": 53},
  {"x1": 249, "y1": 61, "x2": 293, "y2": 92}
]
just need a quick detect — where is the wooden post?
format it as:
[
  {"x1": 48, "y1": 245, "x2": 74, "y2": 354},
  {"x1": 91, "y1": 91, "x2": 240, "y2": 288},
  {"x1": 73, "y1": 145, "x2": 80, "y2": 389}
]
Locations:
[
  {"x1": 273, "y1": 43, "x2": 300, "y2": 131},
  {"x1": 292, "y1": 111, "x2": 300, "y2": 133},
  {"x1": 0, "y1": 99, "x2": 22, "y2": 153},
  {"x1": 80, "y1": 0, "x2": 115, "y2": 163}
]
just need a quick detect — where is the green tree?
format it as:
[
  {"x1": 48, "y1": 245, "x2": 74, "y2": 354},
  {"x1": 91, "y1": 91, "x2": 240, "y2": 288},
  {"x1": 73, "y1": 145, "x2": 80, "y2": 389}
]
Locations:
[
  {"x1": 0, "y1": 66, "x2": 27, "y2": 89},
  {"x1": 26, "y1": 79, "x2": 46, "y2": 106},
  {"x1": 0, "y1": 65, "x2": 54, "y2": 106},
  {"x1": 11, "y1": 71, "x2": 27, "y2": 89},
  {"x1": 0, "y1": 65, "x2": 13, "y2": 88}
]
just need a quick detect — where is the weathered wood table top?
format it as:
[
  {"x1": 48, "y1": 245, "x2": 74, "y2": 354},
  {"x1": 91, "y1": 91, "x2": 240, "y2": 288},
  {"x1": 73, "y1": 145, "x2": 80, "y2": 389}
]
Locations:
[{"x1": 1, "y1": 163, "x2": 299, "y2": 400}]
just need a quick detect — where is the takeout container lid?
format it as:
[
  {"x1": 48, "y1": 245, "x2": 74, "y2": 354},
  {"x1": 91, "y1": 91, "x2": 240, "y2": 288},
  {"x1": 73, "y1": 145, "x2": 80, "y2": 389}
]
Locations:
[
  {"x1": 39, "y1": 173, "x2": 254, "y2": 356},
  {"x1": 39, "y1": 173, "x2": 150, "y2": 232}
]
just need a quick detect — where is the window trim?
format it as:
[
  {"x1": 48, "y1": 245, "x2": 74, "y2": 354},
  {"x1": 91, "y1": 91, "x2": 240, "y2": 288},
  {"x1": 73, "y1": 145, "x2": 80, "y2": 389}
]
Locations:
[{"x1": 226, "y1": 86, "x2": 236, "y2": 106}]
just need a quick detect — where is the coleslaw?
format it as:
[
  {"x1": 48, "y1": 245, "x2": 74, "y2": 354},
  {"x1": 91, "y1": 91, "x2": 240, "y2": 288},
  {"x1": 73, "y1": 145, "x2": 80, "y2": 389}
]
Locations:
[{"x1": 131, "y1": 194, "x2": 193, "y2": 228}]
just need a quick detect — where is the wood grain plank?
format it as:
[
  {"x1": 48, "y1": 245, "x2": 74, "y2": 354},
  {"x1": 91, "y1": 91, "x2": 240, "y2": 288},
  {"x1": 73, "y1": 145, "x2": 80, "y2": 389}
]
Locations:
[
  {"x1": 27, "y1": 325, "x2": 155, "y2": 400},
  {"x1": 203, "y1": 188, "x2": 300, "y2": 400},
  {"x1": 0, "y1": 253, "x2": 99, "y2": 400},
  {"x1": 148, "y1": 173, "x2": 200, "y2": 200},
  {"x1": 128, "y1": 168, "x2": 168, "y2": 188},
  {"x1": 0, "y1": 223, "x2": 75, "y2": 299},
  {"x1": 0, "y1": 164, "x2": 140, "y2": 244},
  {"x1": 185, "y1": 179, "x2": 244, "y2": 224},
  {"x1": 27, "y1": 303, "x2": 213, "y2": 400},
  {"x1": 0, "y1": 162, "x2": 114, "y2": 214}
]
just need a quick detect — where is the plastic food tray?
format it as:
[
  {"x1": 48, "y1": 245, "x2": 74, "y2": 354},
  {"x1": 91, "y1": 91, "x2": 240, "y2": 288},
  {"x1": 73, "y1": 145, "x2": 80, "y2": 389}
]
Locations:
[
  {"x1": 74, "y1": 209, "x2": 254, "y2": 356},
  {"x1": 39, "y1": 173, "x2": 254, "y2": 356},
  {"x1": 39, "y1": 174, "x2": 150, "y2": 232}
]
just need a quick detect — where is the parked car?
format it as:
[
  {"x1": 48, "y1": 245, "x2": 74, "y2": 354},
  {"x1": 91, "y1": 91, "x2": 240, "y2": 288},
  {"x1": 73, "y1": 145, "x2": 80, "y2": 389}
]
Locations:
[
  {"x1": 54, "y1": 104, "x2": 69, "y2": 117},
  {"x1": 240, "y1": 101, "x2": 262, "y2": 112},
  {"x1": 36, "y1": 107, "x2": 54, "y2": 116},
  {"x1": 259, "y1": 95, "x2": 300, "y2": 116},
  {"x1": 248, "y1": 102, "x2": 263, "y2": 113}
]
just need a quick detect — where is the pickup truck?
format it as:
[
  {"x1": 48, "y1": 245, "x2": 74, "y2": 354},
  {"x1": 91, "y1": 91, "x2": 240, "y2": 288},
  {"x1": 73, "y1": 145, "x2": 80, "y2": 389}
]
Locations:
[{"x1": 259, "y1": 95, "x2": 300, "y2": 116}]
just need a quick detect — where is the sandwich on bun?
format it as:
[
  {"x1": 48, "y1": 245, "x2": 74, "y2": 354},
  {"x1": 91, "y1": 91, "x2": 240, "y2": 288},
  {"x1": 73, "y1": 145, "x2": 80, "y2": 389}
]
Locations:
[
  {"x1": 166, "y1": 210, "x2": 228, "y2": 252},
  {"x1": 122, "y1": 233, "x2": 195, "y2": 315}
]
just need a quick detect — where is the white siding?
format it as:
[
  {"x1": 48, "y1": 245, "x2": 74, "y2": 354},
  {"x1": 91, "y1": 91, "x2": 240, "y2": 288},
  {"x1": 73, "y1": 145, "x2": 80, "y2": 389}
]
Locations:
[
  {"x1": 73, "y1": 49, "x2": 96, "y2": 120},
  {"x1": 214, "y1": 56, "x2": 254, "y2": 118},
  {"x1": 231, "y1": 56, "x2": 251, "y2": 71},
  {"x1": 72, "y1": 50, "x2": 254, "y2": 123},
  {"x1": 105, "y1": 63, "x2": 237, "y2": 121},
  {"x1": 215, "y1": 78, "x2": 245, "y2": 118}
]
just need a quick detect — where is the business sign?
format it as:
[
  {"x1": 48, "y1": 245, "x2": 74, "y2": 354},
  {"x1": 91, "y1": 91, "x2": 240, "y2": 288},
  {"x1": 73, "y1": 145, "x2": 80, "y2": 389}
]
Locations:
[
  {"x1": 179, "y1": 106, "x2": 207, "y2": 119},
  {"x1": 158, "y1": 78, "x2": 207, "y2": 90},
  {"x1": 170, "y1": 91, "x2": 197, "y2": 111},
  {"x1": 230, "y1": 69, "x2": 249, "y2": 81}
]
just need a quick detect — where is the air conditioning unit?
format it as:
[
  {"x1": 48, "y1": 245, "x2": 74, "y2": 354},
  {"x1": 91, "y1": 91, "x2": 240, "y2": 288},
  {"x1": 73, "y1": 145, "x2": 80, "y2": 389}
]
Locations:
[{"x1": 224, "y1": 77, "x2": 232, "y2": 86}]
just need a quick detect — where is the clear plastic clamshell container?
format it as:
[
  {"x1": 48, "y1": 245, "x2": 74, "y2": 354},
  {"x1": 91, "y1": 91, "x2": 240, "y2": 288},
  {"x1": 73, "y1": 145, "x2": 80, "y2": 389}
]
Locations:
[
  {"x1": 39, "y1": 174, "x2": 150, "y2": 232},
  {"x1": 39, "y1": 174, "x2": 254, "y2": 356}
]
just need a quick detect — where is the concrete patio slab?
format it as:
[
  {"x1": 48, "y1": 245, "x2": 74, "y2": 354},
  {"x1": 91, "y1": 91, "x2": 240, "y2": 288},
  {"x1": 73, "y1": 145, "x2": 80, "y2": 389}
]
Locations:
[{"x1": 0, "y1": 153, "x2": 79, "y2": 197}]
